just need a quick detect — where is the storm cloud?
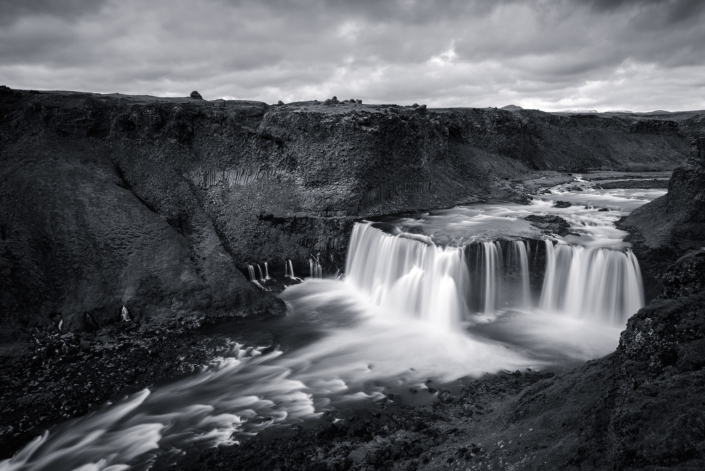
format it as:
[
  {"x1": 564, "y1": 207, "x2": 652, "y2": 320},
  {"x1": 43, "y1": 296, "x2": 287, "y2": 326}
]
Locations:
[{"x1": 1, "y1": 0, "x2": 704, "y2": 111}]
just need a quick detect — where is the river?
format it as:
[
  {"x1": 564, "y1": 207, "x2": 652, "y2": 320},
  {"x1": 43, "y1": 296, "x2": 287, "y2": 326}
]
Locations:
[{"x1": 0, "y1": 180, "x2": 667, "y2": 471}]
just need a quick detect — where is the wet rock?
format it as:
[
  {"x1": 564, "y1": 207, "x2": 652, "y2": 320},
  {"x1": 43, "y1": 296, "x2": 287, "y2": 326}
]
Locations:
[
  {"x1": 553, "y1": 200, "x2": 572, "y2": 208},
  {"x1": 524, "y1": 214, "x2": 575, "y2": 236},
  {"x1": 84, "y1": 313, "x2": 100, "y2": 332}
]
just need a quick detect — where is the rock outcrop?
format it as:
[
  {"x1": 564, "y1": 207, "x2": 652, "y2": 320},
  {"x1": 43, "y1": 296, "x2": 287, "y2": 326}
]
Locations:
[
  {"x1": 619, "y1": 137, "x2": 705, "y2": 299},
  {"x1": 524, "y1": 214, "x2": 575, "y2": 236},
  {"x1": 0, "y1": 87, "x2": 703, "y2": 340}
]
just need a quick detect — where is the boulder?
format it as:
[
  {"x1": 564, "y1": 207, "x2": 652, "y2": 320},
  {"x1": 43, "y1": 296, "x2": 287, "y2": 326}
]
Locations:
[{"x1": 524, "y1": 214, "x2": 575, "y2": 236}]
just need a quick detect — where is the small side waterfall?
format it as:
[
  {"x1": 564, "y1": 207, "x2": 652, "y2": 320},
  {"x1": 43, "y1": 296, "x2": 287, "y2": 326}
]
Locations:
[
  {"x1": 264, "y1": 262, "x2": 270, "y2": 280},
  {"x1": 539, "y1": 240, "x2": 644, "y2": 324},
  {"x1": 346, "y1": 223, "x2": 469, "y2": 330},
  {"x1": 285, "y1": 260, "x2": 296, "y2": 278},
  {"x1": 246, "y1": 264, "x2": 265, "y2": 289},
  {"x1": 309, "y1": 259, "x2": 323, "y2": 278}
]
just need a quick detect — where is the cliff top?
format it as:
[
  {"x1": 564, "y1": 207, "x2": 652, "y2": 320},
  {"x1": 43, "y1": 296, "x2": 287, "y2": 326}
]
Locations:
[{"x1": 3, "y1": 87, "x2": 704, "y2": 123}]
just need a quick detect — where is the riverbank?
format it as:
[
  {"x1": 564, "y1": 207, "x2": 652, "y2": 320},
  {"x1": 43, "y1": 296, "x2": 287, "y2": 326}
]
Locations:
[{"x1": 0, "y1": 315, "x2": 276, "y2": 460}]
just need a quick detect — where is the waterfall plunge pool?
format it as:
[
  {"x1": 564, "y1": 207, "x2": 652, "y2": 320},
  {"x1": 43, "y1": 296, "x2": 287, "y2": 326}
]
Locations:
[{"x1": 0, "y1": 184, "x2": 667, "y2": 471}]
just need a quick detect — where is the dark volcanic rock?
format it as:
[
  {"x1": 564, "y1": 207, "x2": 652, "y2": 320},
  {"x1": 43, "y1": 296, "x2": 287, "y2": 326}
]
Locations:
[
  {"x1": 524, "y1": 214, "x2": 574, "y2": 236},
  {"x1": 619, "y1": 137, "x2": 705, "y2": 300},
  {"x1": 553, "y1": 200, "x2": 572, "y2": 208},
  {"x1": 659, "y1": 248, "x2": 705, "y2": 299},
  {"x1": 190, "y1": 91, "x2": 203, "y2": 99}
]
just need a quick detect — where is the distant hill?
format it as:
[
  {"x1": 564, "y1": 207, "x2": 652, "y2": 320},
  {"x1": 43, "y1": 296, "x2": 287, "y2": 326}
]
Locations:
[
  {"x1": 500, "y1": 104, "x2": 523, "y2": 111},
  {"x1": 554, "y1": 109, "x2": 599, "y2": 114}
]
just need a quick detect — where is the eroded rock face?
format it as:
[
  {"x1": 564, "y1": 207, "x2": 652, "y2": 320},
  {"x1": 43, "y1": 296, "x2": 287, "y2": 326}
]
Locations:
[
  {"x1": 619, "y1": 138, "x2": 705, "y2": 300},
  {"x1": 0, "y1": 88, "x2": 701, "y2": 339}
]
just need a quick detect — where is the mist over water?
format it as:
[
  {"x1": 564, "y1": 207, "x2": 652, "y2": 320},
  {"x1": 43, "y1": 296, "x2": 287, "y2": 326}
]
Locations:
[{"x1": 0, "y1": 184, "x2": 666, "y2": 471}]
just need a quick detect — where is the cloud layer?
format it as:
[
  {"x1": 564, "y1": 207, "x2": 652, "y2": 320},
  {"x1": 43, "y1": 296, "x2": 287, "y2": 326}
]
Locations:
[{"x1": 2, "y1": 0, "x2": 704, "y2": 111}]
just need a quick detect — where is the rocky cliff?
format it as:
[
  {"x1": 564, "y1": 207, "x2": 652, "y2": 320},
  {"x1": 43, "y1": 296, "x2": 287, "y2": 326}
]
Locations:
[
  {"x1": 619, "y1": 137, "x2": 705, "y2": 298},
  {"x1": 1, "y1": 86, "x2": 702, "y2": 340}
]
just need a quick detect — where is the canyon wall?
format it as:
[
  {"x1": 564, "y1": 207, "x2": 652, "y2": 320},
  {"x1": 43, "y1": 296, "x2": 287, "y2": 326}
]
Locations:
[
  {"x1": 619, "y1": 137, "x2": 705, "y2": 298},
  {"x1": 0, "y1": 86, "x2": 702, "y2": 339}
]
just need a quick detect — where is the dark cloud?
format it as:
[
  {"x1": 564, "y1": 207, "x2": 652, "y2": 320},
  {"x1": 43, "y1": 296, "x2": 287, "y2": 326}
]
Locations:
[
  {"x1": 0, "y1": 0, "x2": 109, "y2": 26},
  {"x1": 584, "y1": 0, "x2": 705, "y2": 22},
  {"x1": 1, "y1": 0, "x2": 704, "y2": 111}
]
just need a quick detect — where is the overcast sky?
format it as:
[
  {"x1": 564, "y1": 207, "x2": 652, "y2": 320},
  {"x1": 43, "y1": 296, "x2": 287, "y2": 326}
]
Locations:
[{"x1": 2, "y1": 0, "x2": 704, "y2": 111}]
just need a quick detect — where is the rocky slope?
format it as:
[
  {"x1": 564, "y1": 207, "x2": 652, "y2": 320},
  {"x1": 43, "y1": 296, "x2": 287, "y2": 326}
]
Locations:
[
  {"x1": 619, "y1": 137, "x2": 705, "y2": 298},
  {"x1": 1, "y1": 86, "x2": 703, "y2": 340}
]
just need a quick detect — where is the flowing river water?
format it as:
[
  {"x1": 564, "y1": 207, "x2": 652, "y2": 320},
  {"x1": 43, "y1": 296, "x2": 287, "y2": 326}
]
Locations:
[{"x1": 0, "y1": 180, "x2": 667, "y2": 471}]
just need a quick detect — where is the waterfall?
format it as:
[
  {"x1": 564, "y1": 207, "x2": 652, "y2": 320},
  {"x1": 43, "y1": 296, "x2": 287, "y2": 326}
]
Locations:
[
  {"x1": 540, "y1": 240, "x2": 557, "y2": 310},
  {"x1": 309, "y1": 259, "x2": 323, "y2": 278},
  {"x1": 464, "y1": 240, "x2": 532, "y2": 313},
  {"x1": 512, "y1": 240, "x2": 531, "y2": 308},
  {"x1": 264, "y1": 262, "x2": 270, "y2": 280},
  {"x1": 345, "y1": 222, "x2": 644, "y2": 328},
  {"x1": 481, "y1": 242, "x2": 499, "y2": 314},
  {"x1": 246, "y1": 265, "x2": 264, "y2": 289},
  {"x1": 285, "y1": 260, "x2": 295, "y2": 278},
  {"x1": 539, "y1": 241, "x2": 644, "y2": 324},
  {"x1": 257, "y1": 264, "x2": 265, "y2": 282},
  {"x1": 345, "y1": 223, "x2": 469, "y2": 330}
]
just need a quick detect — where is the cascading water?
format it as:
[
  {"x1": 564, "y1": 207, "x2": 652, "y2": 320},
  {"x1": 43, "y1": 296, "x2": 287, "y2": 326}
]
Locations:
[
  {"x1": 345, "y1": 222, "x2": 644, "y2": 327},
  {"x1": 285, "y1": 259, "x2": 297, "y2": 279},
  {"x1": 309, "y1": 258, "x2": 323, "y2": 278},
  {"x1": 539, "y1": 240, "x2": 643, "y2": 324},
  {"x1": 345, "y1": 223, "x2": 469, "y2": 330},
  {"x1": 482, "y1": 241, "x2": 499, "y2": 314},
  {"x1": 513, "y1": 240, "x2": 531, "y2": 308}
]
